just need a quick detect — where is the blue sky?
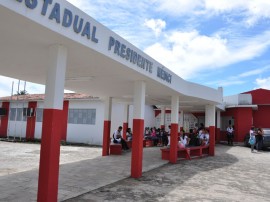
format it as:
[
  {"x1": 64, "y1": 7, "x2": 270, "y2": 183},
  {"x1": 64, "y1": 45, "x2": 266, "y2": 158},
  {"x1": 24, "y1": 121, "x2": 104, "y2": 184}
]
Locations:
[{"x1": 1, "y1": 0, "x2": 270, "y2": 97}]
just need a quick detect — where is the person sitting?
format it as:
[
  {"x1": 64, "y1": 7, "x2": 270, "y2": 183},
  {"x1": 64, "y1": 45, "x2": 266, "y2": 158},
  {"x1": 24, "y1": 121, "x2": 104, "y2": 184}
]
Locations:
[
  {"x1": 150, "y1": 127, "x2": 159, "y2": 146},
  {"x1": 199, "y1": 129, "x2": 209, "y2": 145},
  {"x1": 180, "y1": 131, "x2": 190, "y2": 147},
  {"x1": 144, "y1": 127, "x2": 151, "y2": 140},
  {"x1": 126, "y1": 128, "x2": 133, "y2": 141},
  {"x1": 112, "y1": 126, "x2": 129, "y2": 150},
  {"x1": 161, "y1": 128, "x2": 168, "y2": 146}
]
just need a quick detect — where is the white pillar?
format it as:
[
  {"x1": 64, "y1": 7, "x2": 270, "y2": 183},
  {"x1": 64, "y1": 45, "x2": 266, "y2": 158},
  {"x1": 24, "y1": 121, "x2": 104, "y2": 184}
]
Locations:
[
  {"x1": 216, "y1": 110, "x2": 221, "y2": 129},
  {"x1": 133, "y1": 81, "x2": 145, "y2": 119},
  {"x1": 44, "y1": 45, "x2": 67, "y2": 109},
  {"x1": 205, "y1": 105, "x2": 215, "y2": 127},
  {"x1": 160, "y1": 106, "x2": 165, "y2": 128},
  {"x1": 179, "y1": 110, "x2": 184, "y2": 130},
  {"x1": 131, "y1": 81, "x2": 145, "y2": 178},
  {"x1": 102, "y1": 97, "x2": 112, "y2": 156},
  {"x1": 169, "y1": 95, "x2": 179, "y2": 163},
  {"x1": 205, "y1": 105, "x2": 216, "y2": 156},
  {"x1": 38, "y1": 44, "x2": 67, "y2": 202}
]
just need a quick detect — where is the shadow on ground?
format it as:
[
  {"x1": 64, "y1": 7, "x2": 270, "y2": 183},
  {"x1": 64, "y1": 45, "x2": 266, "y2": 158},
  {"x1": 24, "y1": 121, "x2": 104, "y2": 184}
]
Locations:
[{"x1": 64, "y1": 145, "x2": 239, "y2": 202}]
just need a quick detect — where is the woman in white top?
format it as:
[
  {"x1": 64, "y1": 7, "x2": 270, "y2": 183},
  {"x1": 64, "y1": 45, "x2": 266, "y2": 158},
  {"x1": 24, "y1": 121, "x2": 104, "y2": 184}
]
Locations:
[
  {"x1": 200, "y1": 129, "x2": 209, "y2": 145},
  {"x1": 249, "y1": 126, "x2": 256, "y2": 152}
]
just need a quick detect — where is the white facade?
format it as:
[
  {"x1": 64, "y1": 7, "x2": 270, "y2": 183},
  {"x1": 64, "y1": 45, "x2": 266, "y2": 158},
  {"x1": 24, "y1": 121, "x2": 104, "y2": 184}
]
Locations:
[{"x1": 3, "y1": 99, "x2": 155, "y2": 145}]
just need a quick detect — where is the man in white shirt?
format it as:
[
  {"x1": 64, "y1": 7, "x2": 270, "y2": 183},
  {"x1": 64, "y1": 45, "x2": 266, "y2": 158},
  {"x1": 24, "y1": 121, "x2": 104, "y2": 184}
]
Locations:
[
  {"x1": 226, "y1": 125, "x2": 234, "y2": 146},
  {"x1": 112, "y1": 126, "x2": 129, "y2": 150}
]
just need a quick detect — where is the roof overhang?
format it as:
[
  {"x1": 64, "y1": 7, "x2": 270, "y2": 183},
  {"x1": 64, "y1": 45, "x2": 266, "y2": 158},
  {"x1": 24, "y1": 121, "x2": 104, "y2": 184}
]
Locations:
[{"x1": 0, "y1": 1, "x2": 223, "y2": 112}]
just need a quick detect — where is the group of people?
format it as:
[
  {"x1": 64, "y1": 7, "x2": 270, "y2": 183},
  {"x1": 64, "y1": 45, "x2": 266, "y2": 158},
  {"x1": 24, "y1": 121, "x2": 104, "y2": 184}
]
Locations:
[
  {"x1": 112, "y1": 126, "x2": 131, "y2": 151},
  {"x1": 112, "y1": 123, "x2": 211, "y2": 150},
  {"x1": 144, "y1": 126, "x2": 170, "y2": 146},
  {"x1": 249, "y1": 126, "x2": 264, "y2": 152}
]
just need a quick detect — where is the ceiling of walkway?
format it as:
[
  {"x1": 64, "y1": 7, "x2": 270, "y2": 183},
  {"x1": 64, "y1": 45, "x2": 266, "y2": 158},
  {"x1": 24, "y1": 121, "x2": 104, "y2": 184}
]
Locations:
[{"x1": 0, "y1": 4, "x2": 221, "y2": 112}]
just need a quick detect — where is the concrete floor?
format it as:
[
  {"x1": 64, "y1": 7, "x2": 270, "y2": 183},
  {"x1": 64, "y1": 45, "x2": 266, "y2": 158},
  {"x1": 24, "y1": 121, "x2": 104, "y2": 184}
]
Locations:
[{"x1": 0, "y1": 141, "x2": 270, "y2": 202}]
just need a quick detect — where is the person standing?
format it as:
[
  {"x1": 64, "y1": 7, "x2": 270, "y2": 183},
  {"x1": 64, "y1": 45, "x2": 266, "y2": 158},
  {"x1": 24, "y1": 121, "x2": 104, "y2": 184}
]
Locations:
[
  {"x1": 256, "y1": 127, "x2": 264, "y2": 152},
  {"x1": 226, "y1": 125, "x2": 234, "y2": 146},
  {"x1": 249, "y1": 126, "x2": 256, "y2": 152}
]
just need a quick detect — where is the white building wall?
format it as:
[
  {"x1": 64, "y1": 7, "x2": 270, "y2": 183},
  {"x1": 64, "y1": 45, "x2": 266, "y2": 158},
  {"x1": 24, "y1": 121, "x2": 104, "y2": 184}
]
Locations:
[
  {"x1": 67, "y1": 100, "x2": 104, "y2": 145},
  {"x1": 8, "y1": 102, "x2": 27, "y2": 138},
  {"x1": 34, "y1": 101, "x2": 44, "y2": 139}
]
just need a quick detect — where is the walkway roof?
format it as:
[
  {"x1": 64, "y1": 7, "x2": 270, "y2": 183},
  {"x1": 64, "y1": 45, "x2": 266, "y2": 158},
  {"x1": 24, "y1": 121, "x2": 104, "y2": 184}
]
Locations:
[{"x1": 0, "y1": 1, "x2": 222, "y2": 112}]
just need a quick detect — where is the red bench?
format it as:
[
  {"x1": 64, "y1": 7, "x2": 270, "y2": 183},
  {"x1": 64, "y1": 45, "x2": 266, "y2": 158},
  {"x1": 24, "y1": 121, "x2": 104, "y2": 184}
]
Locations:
[
  {"x1": 110, "y1": 144, "x2": 122, "y2": 155},
  {"x1": 110, "y1": 141, "x2": 133, "y2": 155},
  {"x1": 160, "y1": 145, "x2": 209, "y2": 161},
  {"x1": 143, "y1": 139, "x2": 153, "y2": 147}
]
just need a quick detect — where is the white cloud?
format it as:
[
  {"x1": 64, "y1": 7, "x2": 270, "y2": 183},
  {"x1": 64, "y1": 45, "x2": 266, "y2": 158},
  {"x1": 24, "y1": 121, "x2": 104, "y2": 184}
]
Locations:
[
  {"x1": 144, "y1": 30, "x2": 270, "y2": 79},
  {"x1": 143, "y1": 19, "x2": 166, "y2": 37},
  {"x1": 255, "y1": 77, "x2": 270, "y2": 90},
  {"x1": 155, "y1": 0, "x2": 270, "y2": 27}
]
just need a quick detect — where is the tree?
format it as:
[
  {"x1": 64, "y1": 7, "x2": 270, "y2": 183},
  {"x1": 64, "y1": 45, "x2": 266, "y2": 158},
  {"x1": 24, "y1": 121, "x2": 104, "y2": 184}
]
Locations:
[{"x1": 15, "y1": 90, "x2": 28, "y2": 95}]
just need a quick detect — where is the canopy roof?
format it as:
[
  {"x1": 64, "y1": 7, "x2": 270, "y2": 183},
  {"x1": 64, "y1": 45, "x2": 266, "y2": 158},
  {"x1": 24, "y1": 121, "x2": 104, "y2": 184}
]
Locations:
[{"x1": 0, "y1": 1, "x2": 222, "y2": 112}]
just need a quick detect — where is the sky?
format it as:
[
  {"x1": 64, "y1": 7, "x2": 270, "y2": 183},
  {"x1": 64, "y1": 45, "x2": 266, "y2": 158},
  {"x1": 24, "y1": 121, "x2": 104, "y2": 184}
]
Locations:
[{"x1": 1, "y1": 0, "x2": 270, "y2": 97}]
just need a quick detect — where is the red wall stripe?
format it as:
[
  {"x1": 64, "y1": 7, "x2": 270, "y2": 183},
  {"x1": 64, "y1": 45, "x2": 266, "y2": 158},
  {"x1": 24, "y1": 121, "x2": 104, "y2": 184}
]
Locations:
[
  {"x1": 25, "y1": 102, "x2": 37, "y2": 140},
  {"x1": 0, "y1": 102, "x2": 10, "y2": 138}
]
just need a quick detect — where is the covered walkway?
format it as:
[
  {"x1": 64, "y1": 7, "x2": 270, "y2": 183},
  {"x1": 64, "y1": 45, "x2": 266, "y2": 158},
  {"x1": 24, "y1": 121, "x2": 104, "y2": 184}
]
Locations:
[{"x1": 0, "y1": 141, "x2": 167, "y2": 201}]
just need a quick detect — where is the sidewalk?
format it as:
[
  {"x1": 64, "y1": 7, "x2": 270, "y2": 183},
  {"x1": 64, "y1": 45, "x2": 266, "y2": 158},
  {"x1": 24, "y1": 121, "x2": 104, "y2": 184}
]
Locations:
[
  {"x1": 1, "y1": 142, "x2": 270, "y2": 201},
  {"x1": 0, "y1": 141, "x2": 167, "y2": 201}
]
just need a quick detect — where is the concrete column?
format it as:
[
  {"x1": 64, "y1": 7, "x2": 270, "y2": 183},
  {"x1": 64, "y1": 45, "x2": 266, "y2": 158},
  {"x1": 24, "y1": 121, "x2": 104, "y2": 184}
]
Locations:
[
  {"x1": 205, "y1": 105, "x2": 216, "y2": 156},
  {"x1": 179, "y1": 110, "x2": 184, "y2": 131},
  {"x1": 102, "y1": 97, "x2": 112, "y2": 156},
  {"x1": 37, "y1": 45, "x2": 67, "y2": 202},
  {"x1": 123, "y1": 104, "x2": 129, "y2": 140},
  {"x1": 216, "y1": 110, "x2": 221, "y2": 143},
  {"x1": 169, "y1": 95, "x2": 179, "y2": 164},
  {"x1": 131, "y1": 81, "x2": 145, "y2": 178},
  {"x1": 160, "y1": 106, "x2": 165, "y2": 129}
]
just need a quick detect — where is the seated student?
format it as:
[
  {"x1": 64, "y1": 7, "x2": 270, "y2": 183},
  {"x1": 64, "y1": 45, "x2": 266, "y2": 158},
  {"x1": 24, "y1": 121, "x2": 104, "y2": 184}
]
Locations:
[
  {"x1": 199, "y1": 129, "x2": 209, "y2": 145},
  {"x1": 112, "y1": 126, "x2": 129, "y2": 150},
  {"x1": 144, "y1": 127, "x2": 151, "y2": 140},
  {"x1": 178, "y1": 130, "x2": 190, "y2": 148},
  {"x1": 126, "y1": 128, "x2": 132, "y2": 141},
  {"x1": 161, "y1": 128, "x2": 168, "y2": 146},
  {"x1": 150, "y1": 127, "x2": 159, "y2": 146}
]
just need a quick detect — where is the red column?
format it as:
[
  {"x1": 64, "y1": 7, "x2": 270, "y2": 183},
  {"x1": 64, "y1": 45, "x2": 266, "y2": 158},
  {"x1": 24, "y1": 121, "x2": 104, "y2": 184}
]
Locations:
[
  {"x1": 131, "y1": 119, "x2": 144, "y2": 178},
  {"x1": 61, "y1": 101, "x2": 69, "y2": 141},
  {"x1": 26, "y1": 102, "x2": 37, "y2": 140},
  {"x1": 102, "y1": 120, "x2": 111, "y2": 156},
  {"x1": 123, "y1": 122, "x2": 128, "y2": 140},
  {"x1": 209, "y1": 126, "x2": 215, "y2": 156},
  {"x1": 169, "y1": 123, "x2": 178, "y2": 163},
  {"x1": 37, "y1": 109, "x2": 62, "y2": 202}
]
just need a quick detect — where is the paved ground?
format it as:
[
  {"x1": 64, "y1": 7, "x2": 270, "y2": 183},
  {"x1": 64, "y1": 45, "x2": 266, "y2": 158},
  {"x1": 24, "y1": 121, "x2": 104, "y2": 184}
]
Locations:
[{"x1": 0, "y1": 141, "x2": 270, "y2": 202}]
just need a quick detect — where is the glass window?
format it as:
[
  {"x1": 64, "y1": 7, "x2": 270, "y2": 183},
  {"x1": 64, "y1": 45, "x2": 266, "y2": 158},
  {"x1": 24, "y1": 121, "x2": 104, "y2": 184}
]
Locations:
[
  {"x1": 36, "y1": 108, "x2": 43, "y2": 122},
  {"x1": 9, "y1": 108, "x2": 26, "y2": 121},
  {"x1": 68, "y1": 109, "x2": 96, "y2": 125}
]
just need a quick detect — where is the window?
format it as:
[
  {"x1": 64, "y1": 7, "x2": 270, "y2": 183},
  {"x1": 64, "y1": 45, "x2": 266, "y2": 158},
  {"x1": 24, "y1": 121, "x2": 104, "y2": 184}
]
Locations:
[
  {"x1": 36, "y1": 108, "x2": 43, "y2": 122},
  {"x1": 68, "y1": 109, "x2": 96, "y2": 125},
  {"x1": 9, "y1": 108, "x2": 26, "y2": 121}
]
